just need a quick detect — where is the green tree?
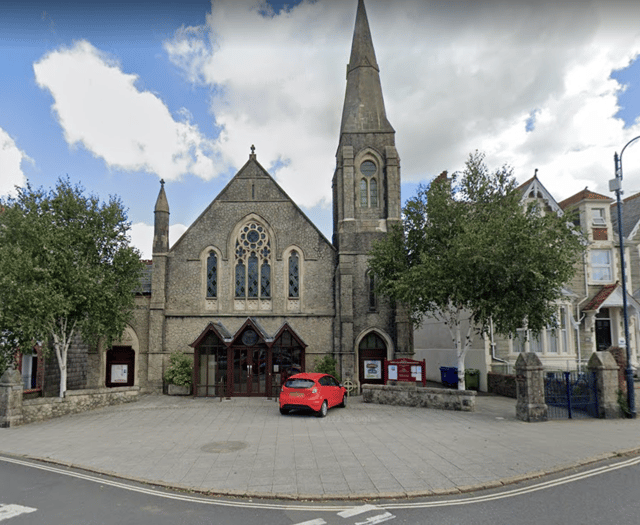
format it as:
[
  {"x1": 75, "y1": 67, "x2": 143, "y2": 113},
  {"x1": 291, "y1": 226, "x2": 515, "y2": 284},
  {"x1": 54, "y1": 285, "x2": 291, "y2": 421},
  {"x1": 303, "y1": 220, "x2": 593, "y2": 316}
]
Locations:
[
  {"x1": 368, "y1": 152, "x2": 584, "y2": 389},
  {"x1": 0, "y1": 178, "x2": 143, "y2": 397}
]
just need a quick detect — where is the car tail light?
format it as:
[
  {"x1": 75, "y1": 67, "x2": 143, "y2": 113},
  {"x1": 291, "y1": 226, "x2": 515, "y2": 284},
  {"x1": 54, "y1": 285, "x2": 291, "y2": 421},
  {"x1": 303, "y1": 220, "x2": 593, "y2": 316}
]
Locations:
[{"x1": 311, "y1": 388, "x2": 318, "y2": 394}]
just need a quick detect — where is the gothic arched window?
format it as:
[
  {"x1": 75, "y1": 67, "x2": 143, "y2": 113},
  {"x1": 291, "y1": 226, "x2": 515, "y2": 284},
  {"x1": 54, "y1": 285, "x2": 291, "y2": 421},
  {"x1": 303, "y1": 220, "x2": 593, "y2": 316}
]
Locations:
[
  {"x1": 289, "y1": 251, "x2": 299, "y2": 298},
  {"x1": 206, "y1": 252, "x2": 217, "y2": 298},
  {"x1": 360, "y1": 179, "x2": 368, "y2": 207},
  {"x1": 369, "y1": 178, "x2": 378, "y2": 208},
  {"x1": 359, "y1": 160, "x2": 378, "y2": 208},
  {"x1": 235, "y1": 222, "x2": 271, "y2": 299},
  {"x1": 367, "y1": 270, "x2": 376, "y2": 310}
]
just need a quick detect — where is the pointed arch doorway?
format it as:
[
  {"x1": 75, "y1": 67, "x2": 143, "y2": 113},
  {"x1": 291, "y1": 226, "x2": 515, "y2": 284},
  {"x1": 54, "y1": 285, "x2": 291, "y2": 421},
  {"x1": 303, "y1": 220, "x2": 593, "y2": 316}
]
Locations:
[{"x1": 358, "y1": 332, "x2": 387, "y2": 387}]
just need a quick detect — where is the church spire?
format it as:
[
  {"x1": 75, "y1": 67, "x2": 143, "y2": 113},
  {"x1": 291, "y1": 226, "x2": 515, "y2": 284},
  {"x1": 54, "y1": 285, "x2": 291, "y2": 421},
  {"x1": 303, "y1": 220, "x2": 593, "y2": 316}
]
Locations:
[
  {"x1": 339, "y1": 0, "x2": 394, "y2": 135},
  {"x1": 153, "y1": 179, "x2": 169, "y2": 254}
]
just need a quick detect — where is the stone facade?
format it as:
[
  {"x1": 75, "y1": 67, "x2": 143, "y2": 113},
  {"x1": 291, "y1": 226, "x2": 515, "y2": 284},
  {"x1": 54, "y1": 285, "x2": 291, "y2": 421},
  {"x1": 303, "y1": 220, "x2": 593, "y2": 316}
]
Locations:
[{"x1": 99, "y1": 0, "x2": 411, "y2": 397}]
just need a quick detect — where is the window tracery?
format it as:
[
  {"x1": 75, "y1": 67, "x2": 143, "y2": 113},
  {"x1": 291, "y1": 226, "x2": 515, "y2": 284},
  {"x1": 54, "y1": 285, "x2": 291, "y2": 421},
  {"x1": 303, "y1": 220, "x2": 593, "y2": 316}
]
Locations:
[{"x1": 235, "y1": 222, "x2": 271, "y2": 299}]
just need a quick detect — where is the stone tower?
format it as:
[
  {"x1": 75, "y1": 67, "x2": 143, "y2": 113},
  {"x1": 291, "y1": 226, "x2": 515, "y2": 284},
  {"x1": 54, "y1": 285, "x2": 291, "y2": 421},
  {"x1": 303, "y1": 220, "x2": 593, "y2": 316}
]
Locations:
[
  {"x1": 149, "y1": 179, "x2": 169, "y2": 391},
  {"x1": 333, "y1": 0, "x2": 412, "y2": 386}
]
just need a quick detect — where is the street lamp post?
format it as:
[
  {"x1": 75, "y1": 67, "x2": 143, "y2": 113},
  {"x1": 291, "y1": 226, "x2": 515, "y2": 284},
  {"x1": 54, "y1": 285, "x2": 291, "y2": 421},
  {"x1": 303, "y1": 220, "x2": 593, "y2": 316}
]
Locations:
[{"x1": 611, "y1": 135, "x2": 640, "y2": 418}]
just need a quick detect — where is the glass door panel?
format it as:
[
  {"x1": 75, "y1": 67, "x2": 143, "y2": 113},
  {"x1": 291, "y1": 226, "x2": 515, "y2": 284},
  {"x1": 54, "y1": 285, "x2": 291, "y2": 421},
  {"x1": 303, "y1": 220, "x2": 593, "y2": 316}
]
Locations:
[{"x1": 233, "y1": 348, "x2": 249, "y2": 394}]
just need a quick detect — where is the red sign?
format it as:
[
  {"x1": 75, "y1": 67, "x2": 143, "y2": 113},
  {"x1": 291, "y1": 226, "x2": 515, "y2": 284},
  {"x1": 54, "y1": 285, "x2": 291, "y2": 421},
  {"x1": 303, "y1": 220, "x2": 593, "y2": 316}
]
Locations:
[{"x1": 384, "y1": 358, "x2": 426, "y2": 386}]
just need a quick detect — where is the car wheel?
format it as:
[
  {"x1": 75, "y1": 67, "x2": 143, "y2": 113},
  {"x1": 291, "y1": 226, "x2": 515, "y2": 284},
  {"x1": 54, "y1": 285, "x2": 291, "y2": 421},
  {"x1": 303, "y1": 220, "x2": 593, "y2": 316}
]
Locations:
[
  {"x1": 280, "y1": 407, "x2": 289, "y2": 415},
  {"x1": 316, "y1": 400, "x2": 328, "y2": 418},
  {"x1": 338, "y1": 394, "x2": 346, "y2": 408}
]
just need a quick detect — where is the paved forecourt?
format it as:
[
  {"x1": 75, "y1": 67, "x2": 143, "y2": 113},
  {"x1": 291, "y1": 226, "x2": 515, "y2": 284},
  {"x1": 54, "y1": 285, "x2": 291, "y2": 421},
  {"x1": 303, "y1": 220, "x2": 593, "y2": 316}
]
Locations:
[{"x1": 1, "y1": 394, "x2": 640, "y2": 499}]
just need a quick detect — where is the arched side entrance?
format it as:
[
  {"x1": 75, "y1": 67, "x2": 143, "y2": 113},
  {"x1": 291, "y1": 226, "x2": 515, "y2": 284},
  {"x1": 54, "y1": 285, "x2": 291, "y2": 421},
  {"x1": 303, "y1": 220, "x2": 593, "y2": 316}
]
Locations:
[
  {"x1": 191, "y1": 319, "x2": 307, "y2": 397},
  {"x1": 103, "y1": 325, "x2": 139, "y2": 388},
  {"x1": 357, "y1": 331, "x2": 391, "y2": 388},
  {"x1": 194, "y1": 330, "x2": 227, "y2": 397},
  {"x1": 106, "y1": 347, "x2": 135, "y2": 387}
]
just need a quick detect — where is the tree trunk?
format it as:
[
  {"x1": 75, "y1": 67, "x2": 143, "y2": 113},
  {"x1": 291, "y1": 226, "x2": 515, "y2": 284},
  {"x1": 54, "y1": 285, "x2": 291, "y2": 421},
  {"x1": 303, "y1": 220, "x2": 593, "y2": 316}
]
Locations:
[
  {"x1": 52, "y1": 320, "x2": 74, "y2": 398},
  {"x1": 456, "y1": 347, "x2": 466, "y2": 390}
]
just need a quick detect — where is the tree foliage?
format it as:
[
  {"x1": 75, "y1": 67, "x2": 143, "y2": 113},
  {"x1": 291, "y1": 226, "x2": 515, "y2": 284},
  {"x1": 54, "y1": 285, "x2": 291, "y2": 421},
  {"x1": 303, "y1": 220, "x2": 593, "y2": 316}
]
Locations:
[
  {"x1": 0, "y1": 178, "x2": 143, "y2": 395},
  {"x1": 368, "y1": 152, "x2": 585, "y2": 388}
]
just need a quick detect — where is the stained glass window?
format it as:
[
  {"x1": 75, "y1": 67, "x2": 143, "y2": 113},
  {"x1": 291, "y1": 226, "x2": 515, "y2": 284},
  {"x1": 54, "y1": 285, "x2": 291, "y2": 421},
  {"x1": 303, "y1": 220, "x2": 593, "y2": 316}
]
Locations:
[
  {"x1": 235, "y1": 260, "x2": 245, "y2": 298},
  {"x1": 261, "y1": 261, "x2": 271, "y2": 298},
  {"x1": 206, "y1": 252, "x2": 217, "y2": 298},
  {"x1": 360, "y1": 179, "x2": 368, "y2": 207},
  {"x1": 235, "y1": 221, "x2": 271, "y2": 299},
  {"x1": 289, "y1": 251, "x2": 299, "y2": 298},
  {"x1": 369, "y1": 178, "x2": 378, "y2": 208},
  {"x1": 248, "y1": 254, "x2": 259, "y2": 298}
]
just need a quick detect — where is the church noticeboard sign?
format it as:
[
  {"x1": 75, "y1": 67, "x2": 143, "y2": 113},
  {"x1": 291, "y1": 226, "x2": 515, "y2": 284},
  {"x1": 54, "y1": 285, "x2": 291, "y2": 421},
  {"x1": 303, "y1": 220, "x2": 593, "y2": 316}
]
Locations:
[
  {"x1": 111, "y1": 364, "x2": 128, "y2": 384},
  {"x1": 384, "y1": 358, "x2": 426, "y2": 386}
]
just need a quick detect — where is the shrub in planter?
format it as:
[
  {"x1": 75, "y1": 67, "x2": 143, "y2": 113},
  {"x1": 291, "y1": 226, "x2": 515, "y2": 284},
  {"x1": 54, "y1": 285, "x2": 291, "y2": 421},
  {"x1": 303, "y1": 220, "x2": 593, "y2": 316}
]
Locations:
[
  {"x1": 164, "y1": 352, "x2": 193, "y2": 394},
  {"x1": 314, "y1": 355, "x2": 340, "y2": 381}
]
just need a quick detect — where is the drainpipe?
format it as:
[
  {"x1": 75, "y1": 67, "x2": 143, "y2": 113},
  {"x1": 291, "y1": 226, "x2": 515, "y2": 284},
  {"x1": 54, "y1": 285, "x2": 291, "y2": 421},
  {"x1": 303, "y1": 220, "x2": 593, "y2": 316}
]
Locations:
[{"x1": 574, "y1": 249, "x2": 590, "y2": 371}]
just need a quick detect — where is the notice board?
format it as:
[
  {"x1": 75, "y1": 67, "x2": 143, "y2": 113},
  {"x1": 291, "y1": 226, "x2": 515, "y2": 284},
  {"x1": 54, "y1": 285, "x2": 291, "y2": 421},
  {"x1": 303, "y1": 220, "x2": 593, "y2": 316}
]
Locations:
[{"x1": 384, "y1": 358, "x2": 426, "y2": 386}]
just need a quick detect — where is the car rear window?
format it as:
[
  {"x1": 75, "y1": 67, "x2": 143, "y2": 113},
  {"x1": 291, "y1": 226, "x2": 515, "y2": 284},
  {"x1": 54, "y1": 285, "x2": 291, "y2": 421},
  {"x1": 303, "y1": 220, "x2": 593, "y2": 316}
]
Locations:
[{"x1": 285, "y1": 378, "x2": 315, "y2": 389}]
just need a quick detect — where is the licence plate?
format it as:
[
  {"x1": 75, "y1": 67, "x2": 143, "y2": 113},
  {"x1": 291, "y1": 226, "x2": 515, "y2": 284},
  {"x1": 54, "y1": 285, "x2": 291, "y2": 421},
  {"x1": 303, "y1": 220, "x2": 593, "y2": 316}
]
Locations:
[{"x1": 290, "y1": 392, "x2": 304, "y2": 397}]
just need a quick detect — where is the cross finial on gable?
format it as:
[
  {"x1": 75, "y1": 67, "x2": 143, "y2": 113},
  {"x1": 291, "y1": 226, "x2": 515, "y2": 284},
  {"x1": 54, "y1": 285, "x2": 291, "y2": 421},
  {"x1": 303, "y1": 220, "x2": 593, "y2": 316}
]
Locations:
[
  {"x1": 251, "y1": 145, "x2": 255, "y2": 155},
  {"x1": 160, "y1": 179, "x2": 165, "y2": 186}
]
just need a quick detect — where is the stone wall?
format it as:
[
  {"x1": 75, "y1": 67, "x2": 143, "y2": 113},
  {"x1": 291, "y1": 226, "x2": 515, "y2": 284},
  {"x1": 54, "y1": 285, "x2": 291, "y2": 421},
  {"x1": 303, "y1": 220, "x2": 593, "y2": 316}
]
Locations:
[
  {"x1": 487, "y1": 372, "x2": 517, "y2": 398},
  {"x1": 43, "y1": 333, "x2": 89, "y2": 396},
  {"x1": 21, "y1": 386, "x2": 139, "y2": 425},
  {"x1": 362, "y1": 383, "x2": 475, "y2": 412}
]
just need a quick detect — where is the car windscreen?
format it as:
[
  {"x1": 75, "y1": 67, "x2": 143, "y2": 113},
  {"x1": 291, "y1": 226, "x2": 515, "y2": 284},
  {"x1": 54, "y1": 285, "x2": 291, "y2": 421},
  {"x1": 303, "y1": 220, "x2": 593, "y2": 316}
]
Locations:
[{"x1": 285, "y1": 378, "x2": 315, "y2": 389}]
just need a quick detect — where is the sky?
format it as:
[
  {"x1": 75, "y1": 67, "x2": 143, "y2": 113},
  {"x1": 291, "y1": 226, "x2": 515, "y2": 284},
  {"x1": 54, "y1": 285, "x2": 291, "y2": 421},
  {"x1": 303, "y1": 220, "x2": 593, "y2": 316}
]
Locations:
[{"x1": 2, "y1": 0, "x2": 640, "y2": 259}]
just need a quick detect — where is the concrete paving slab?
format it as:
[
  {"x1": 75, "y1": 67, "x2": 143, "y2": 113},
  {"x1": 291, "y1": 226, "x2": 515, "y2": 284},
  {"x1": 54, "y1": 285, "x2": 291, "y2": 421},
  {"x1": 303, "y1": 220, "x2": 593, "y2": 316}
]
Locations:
[{"x1": 1, "y1": 393, "x2": 640, "y2": 499}]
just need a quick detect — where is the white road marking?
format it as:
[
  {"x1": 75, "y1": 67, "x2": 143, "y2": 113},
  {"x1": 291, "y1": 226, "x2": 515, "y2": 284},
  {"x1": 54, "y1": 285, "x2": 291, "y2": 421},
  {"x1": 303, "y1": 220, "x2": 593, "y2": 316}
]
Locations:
[
  {"x1": 0, "y1": 504, "x2": 37, "y2": 522},
  {"x1": 291, "y1": 519, "x2": 326, "y2": 525},
  {"x1": 354, "y1": 512, "x2": 395, "y2": 525},
  {"x1": 338, "y1": 505, "x2": 379, "y2": 517},
  {"x1": 1, "y1": 453, "x2": 639, "y2": 512}
]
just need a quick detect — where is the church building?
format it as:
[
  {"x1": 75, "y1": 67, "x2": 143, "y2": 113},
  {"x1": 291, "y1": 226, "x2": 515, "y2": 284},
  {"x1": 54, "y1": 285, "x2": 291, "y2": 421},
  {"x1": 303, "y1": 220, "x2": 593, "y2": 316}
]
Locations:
[{"x1": 106, "y1": 0, "x2": 412, "y2": 397}]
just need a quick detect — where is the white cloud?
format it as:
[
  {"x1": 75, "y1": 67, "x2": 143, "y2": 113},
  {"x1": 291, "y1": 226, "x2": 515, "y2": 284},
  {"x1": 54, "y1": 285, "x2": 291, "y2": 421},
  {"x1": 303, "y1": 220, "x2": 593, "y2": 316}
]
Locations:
[
  {"x1": 33, "y1": 40, "x2": 230, "y2": 182},
  {"x1": 163, "y1": 0, "x2": 640, "y2": 206},
  {"x1": 0, "y1": 127, "x2": 30, "y2": 197},
  {"x1": 130, "y1": 222, "x2": 188, "y2": 260}
]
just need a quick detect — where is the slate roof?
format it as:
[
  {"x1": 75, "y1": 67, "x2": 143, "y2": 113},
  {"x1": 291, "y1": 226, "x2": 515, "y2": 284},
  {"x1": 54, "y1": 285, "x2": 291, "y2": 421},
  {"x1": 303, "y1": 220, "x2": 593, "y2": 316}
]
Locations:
[{"x1": 611, "y1": 191, "x2": 640, "y2": 239}]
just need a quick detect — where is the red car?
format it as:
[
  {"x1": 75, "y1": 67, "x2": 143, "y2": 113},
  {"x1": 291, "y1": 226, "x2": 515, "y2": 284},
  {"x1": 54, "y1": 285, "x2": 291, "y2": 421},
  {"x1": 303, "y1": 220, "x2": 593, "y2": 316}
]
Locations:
[{"x1": 279, "y1": 372, "x2": 347, "y2": 417}]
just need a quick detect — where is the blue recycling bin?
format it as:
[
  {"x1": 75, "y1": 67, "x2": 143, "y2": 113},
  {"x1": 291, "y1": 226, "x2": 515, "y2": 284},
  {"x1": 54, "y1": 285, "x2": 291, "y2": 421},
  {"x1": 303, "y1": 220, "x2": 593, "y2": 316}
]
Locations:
[{"x1": 440, "y1": 366, "x2": 458, "y2": 388}]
